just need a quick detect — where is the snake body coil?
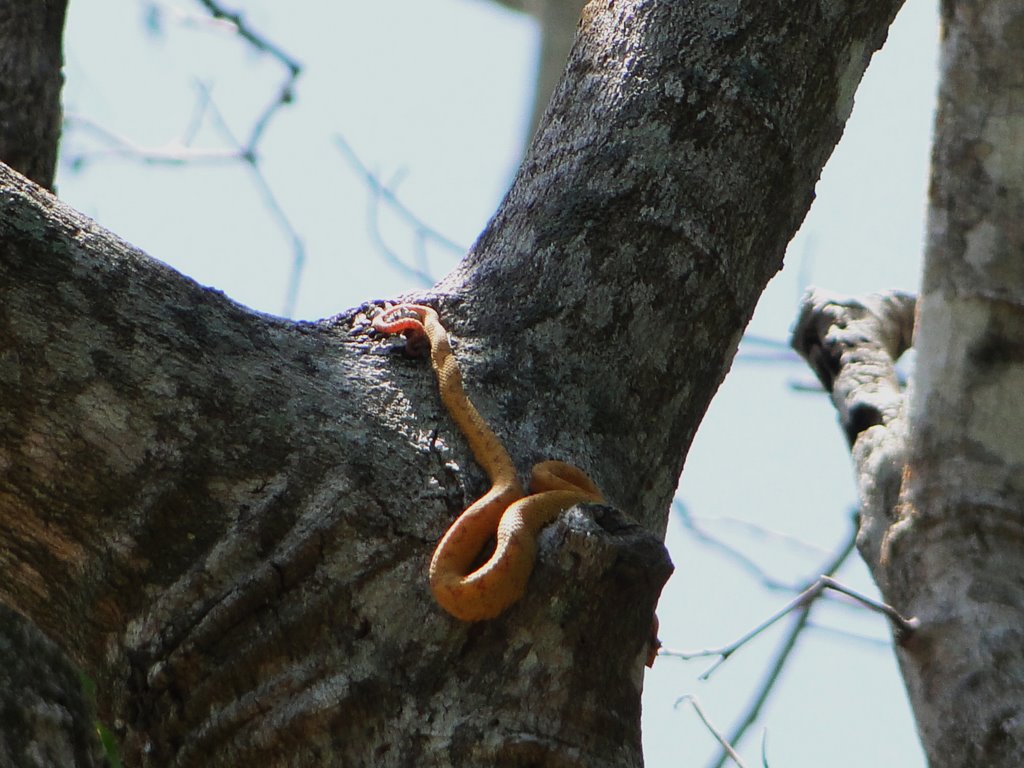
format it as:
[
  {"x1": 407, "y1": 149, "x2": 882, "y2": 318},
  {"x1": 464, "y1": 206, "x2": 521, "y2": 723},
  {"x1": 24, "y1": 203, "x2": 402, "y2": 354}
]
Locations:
[{"x1": 373, "y1": 304, "x2": 605, "y2": 621}]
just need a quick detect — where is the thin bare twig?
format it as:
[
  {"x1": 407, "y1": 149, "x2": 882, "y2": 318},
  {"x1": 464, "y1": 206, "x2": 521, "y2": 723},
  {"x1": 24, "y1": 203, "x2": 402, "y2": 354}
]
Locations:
[
  {"x1": 804, "y1": 621, "x2": 891, "y2": 648},
  {"x1": 788, "y1": 379, "x2": 830, "y2": 393},
  {"x1": 663, "y1": 565, "x2": 915, "y2": 679},
  {"x1": 735, "y1": 334, "x2": 802, "y2": 365},
  {"x1": 673, "y1": 503, "x2": 902, "y2": 641},
  {"x1": 196, "y1": 82, "x2": 306, "y2": 316},
  {"x1": 334, "y1": 134, "x2": 464, "y2": 253},
  {"x1": 194, "y1": 0, "x2": 301, "y2": 152},
  {"x1": 64, "y1": 114, "x2": 240, "y2": 166},
  {"x1": 668, "y1": 505, "x2": 904, "y2": 766},
  {"x1": 740, "y1": 334, "x2": 791, "y2": 349},
  {"x1": 702, "y1": 528, "x2": 858, "y2": 768},
  {"x1": 190, "y1": 1, "x2": 305, "y2": 316},
  {"x1": 673, "y1": 500, "x2": 830, "y2": 591},
  {"x1": 676, "y1": 696, "x2": 749, "y2": 768},
  {"x1": 66, "y1": 1, "x2": 306, "y2": 316},
  {"x1": 365, "y1": 170, "x2": 436, "y2": 287},
  {"x1": 141, "y1": 0, "x2": 237, "y2": 35},
  {"x1": 817, "y1": 576, "x2": 919, "y2": 639},
  {"x1": 334, "y1": 133, "x2": 466, "y2": 286}
]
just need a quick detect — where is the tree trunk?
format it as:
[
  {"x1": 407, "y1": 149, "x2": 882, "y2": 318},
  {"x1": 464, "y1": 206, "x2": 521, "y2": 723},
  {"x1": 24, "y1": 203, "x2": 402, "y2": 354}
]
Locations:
[
  {"x1": 0, "y1": 0, "x2": 66, "y2": 185},
  {"x1": 1, "y1": 1, "x2": 906, "y2": 765},
  {"x1": 792, "y1": 0, "x2": 1024, "y2": 765},
  {"x1": 0, "y1": 3, "x2": 109, "y2": 767}
]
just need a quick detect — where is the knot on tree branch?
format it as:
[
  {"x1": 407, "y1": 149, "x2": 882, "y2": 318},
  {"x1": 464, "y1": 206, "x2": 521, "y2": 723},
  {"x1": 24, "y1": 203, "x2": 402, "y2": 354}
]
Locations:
[
  {"x1": 791, "y1": 288, "x2": 915, "y2": 446},
  {"x1": 430, "y1": 501, "x2": 672, "y2": 767},
  {"x1": 790, "y1": 288, "x2": 916, "y2": 573}
]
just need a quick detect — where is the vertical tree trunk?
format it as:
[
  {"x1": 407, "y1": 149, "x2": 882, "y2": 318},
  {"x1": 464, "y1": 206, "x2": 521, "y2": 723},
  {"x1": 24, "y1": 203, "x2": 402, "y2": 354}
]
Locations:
[
  {"x1": 892, "y1": 0, "x2": 1024, "y2": 763},
  {"x1": 0, "y1": 0, "x2": 67, "y2": 185},
  {"x1": 793, "y1": 0, "x2": 1024, "y2": 764}
]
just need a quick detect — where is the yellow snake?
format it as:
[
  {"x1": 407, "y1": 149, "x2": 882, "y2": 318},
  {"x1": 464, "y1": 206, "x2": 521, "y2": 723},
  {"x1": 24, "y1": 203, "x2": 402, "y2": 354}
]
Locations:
[{"x1": 372, "y1": 303, "x2": 605, "y2": 621}]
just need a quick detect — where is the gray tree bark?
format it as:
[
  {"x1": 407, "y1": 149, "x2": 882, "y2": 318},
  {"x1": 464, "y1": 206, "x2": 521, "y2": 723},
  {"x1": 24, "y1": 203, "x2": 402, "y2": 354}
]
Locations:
[
  {"x1": 1, "y1": 1, "x2": 906, "y2": 765},
  {"x1": 792, "y1": 0, "x2": 1024, "y2": 765}
]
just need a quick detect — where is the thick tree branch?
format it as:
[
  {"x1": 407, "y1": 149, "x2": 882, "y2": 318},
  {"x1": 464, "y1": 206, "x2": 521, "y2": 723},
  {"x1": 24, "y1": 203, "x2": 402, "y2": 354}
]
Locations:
[
  {"x1": 791, "y1": 289, "x2": 915, "y2": 570},
  {"x1": 0, "y1": 164, "x2": 670, "y2": 765},
  {"x1": 792, "y1": 1, "x2": 1024, "y2": 764},
  {"x1": 2, "y1": 0, "x2": 909, "y2": 764},
  {"x1": 440, "y1": 0, "x2": 906, "y2": 527}
]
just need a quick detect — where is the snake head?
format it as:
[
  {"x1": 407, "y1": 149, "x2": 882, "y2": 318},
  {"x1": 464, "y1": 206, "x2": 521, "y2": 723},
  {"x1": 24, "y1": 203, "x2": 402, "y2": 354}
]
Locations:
[{"x1": 373, "y1": 304, "x2": 432, "y2": 357}]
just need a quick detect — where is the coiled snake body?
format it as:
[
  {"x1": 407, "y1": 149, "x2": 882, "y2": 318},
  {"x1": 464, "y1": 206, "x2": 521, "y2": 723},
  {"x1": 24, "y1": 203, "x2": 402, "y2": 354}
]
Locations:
[{"x1": 373, "y1": 304, "x2": 605, "y2": 621}]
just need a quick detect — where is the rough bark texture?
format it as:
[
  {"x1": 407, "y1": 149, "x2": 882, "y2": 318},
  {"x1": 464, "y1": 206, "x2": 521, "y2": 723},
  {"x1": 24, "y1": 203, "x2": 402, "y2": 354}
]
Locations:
[
  {"x1": 0, "y1": 3, "x2": 108, "y2": 767},
  {"x1": 439, "y1": 0, "x2": 906, "y2": 523},
  {"x1": 0, "y1": 604, "x2": 107, "y2": 768},
  {"x1": 793, "y1": 0, "x2": 1024, "y2": 765},
  {"x1": 1, "y1": 1, "x2": 906, "y2": 766},
  {"x1": 896, "y1": 0, "x2": 1024, "y2": 763},
  {"x1": 791, "y1": 291, "x2": 915, "y2": 574},
  {"x1": 0, "y1": 0, "x2": 67, "y2": 186}
]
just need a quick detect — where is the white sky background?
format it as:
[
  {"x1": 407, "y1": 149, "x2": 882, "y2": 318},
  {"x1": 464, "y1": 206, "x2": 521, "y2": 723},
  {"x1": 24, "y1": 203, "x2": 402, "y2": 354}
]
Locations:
[{"x1": 58, "y1": 1, "x2": 939, "y2": 765}]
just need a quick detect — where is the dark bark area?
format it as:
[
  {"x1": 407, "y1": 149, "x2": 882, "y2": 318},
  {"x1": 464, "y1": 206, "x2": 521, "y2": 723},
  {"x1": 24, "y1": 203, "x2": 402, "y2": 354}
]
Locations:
[
  {"x1": 0, "y1": 604, "x2": 106, "y2": 768},
  {"x1": 1, "y1": 1, "x2": 907, "y2": 765},
  {"x1": 0, "y1": 3, "x2": 107, "y2": 767},
  {"x1": 0, "y1": 1, "x2": 67, "y2": 186}
]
